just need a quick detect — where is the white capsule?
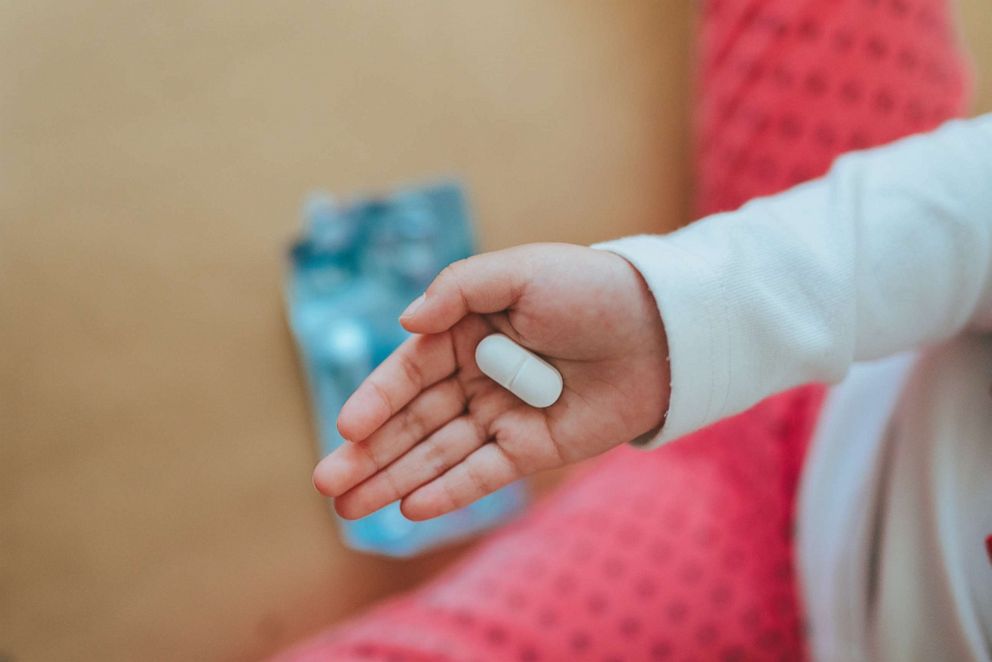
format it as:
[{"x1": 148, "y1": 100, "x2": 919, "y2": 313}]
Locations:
[{"x1": 474, "y1": 334, "x2": 563, "y2": 408}]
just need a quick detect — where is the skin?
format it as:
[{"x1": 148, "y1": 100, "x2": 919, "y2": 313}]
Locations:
[{"x1": 312, "y1": 243, "x2": 670, "y2": 521}]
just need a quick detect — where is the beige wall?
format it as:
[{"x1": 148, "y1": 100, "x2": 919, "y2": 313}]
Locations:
[
  {"x1": 0, "y1": 3, "x2": 690, "y2": 661},
  {"x1": 960, "y1": 0, "x2": 992, "y2": 114}
]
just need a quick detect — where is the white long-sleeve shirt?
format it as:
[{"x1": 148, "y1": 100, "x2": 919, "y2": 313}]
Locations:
[{"x1": 596, "y1": 114, "x2": 992, "y2": 661}]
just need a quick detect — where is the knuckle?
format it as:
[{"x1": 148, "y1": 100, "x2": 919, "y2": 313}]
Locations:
[
  {"x1": 358, "y1": 440, "x2": 382, "y2": 473},
  {"x1": 397, "y1": 352, "x2": 424, "y2": 392},
  {"x1": 442, "y1": 258, "x2": 470, "y2": 280},
  {"x1": 381, "y1": 468, "x2": 405, "y2": 502},
  {"x1": 434, "y1": 262, "x2": 459, "y2": 291},
  {"x1": 437, "y1": 260, "x2": 470, "y2": 305},
  {"x1": 439, "y1": 479, "x2": 461, "y2": 512},
  {"x1": 420, "y1": 438, "x2": 449, "y2": 475},
  {"x1": 400, "y1": 405, "x2": 427, "y2": 443},
  {"x1": 463, "y1": 459, "x2": 494, "y2": 495},
  {"x1": 368, "y1": 380, "x2": 395, "y2": 415}
]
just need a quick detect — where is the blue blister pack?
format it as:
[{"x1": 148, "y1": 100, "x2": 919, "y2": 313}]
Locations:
[{"x1": 285, "y1": 181, "x2": 526, "y2": 557}]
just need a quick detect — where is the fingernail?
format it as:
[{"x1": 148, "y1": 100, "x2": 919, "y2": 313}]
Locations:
[{"x1": 401, "y1": 294, "x2": 425, "y2": 318}]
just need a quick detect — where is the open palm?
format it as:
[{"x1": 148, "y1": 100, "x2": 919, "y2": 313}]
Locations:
[{"x1": 313, "y1": 243, "x2": 669, "y2": 521}]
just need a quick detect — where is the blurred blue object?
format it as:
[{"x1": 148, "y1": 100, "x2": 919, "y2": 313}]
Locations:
[{"x1": 285, "y1": 181, "x2": 526, "y2": 557}]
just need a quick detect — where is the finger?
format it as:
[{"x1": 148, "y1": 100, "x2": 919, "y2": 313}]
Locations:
[
  {"x1": 313, "y1": 378, "x2": 467, "y2": 497},
  {"x1": 481, "y1": 311, "x2": 526, "y2": 345},
  {"x1": 399, "y1": 250, "x2": 530, "y2": 335},
  {"x1": 337, "y1": 332, "x2": 456, "y2": 442},
  {"x1": 400, "y1": 442, "x2": 525, "y2": 521},
  {"x1": 334, "y1": 416, "x2": 488, "y2": 520}
]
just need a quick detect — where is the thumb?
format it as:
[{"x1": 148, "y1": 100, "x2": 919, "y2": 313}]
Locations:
[{"x1": 400, "y1": 249, "x2": 529, "y2": 334}]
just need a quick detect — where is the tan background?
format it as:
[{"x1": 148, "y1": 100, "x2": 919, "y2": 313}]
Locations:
[
  {"x1": 2, "y1": 2, "x2": 989, "y2": 661},
  {"x1": 1, "y1": 3, "x2": 690, "y2": 661}
]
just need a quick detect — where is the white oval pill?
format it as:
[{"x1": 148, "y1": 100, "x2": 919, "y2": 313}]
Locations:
[{"x1": 474, "y1": 334, "x2": 563, "y2": 408}]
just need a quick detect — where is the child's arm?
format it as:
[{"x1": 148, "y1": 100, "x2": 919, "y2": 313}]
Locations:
[
  {"x1": 314, "y1": 114, "x2": 992, "y2": 520},
  {"x1": 598, "y1": 113, "x2": 992, "y2": 448}
]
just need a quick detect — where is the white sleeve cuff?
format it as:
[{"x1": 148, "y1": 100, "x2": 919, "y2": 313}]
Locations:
[
  {"x1": 593, "y1": 116, "x2": 992, "y2": 451},
  {"x1": 593, "y1": 235, "x2": 733, "y2": 449}
]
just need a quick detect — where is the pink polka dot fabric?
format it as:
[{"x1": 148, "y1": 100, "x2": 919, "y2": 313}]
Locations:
[
  {"x1": 274, "y1": 1, "x2": 969, "y2": 659},
  {"x1": 279, "y1": 391, "x2": 824, "y2": 662},
  {"x1": 696, "y1": 0, "x2": 969, "y2": 216}
]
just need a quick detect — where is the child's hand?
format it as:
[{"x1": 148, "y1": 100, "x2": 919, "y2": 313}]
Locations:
[{"x1": 313, "y1": 243, "x2": 669, "y2": 520}]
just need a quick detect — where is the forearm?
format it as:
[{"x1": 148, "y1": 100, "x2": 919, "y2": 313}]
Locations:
[{"x1": 597, "y1": 114, "x2": 992, "y2": 447}]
